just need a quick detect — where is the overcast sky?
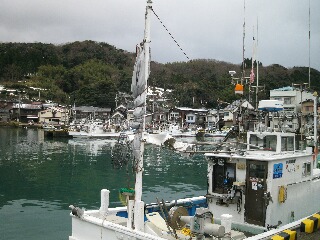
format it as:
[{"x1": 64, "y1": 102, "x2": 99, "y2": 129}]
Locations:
[{"x1": 1, "y1": 0, "x2": 319, "y2": 71}]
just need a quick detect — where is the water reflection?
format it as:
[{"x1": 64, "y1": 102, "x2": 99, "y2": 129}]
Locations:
[
  {"x1": 68, "y1": 138, "x2": 118, "y2": 156},
  {"x1": 0, "y1": 128, "x2": 208, "y2": 240}
]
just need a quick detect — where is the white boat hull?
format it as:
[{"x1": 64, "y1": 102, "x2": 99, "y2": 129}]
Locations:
[{"x1": 69, "y1": 196, "x2": 208, "y2": 240}]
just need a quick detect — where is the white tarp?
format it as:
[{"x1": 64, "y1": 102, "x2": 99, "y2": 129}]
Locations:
[
  {"x1": 131, "y1": 44, "x2": 149, "y2": 99},
  {"x1": 133, "y1": 92, "x2": 147, "y2": 108},
  {"x1": 133, "y1": 134, "x2": 142, "y2": 160},
  {"x1": 133, "y1": 106, "x2": 145, "y2": 119}
]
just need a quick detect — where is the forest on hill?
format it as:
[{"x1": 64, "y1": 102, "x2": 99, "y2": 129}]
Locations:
[{"x1": 0, "y1": 40, "x2": 319, "y2": 110}]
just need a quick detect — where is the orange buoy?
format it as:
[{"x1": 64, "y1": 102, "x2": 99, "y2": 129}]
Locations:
[{"x1": 235, "y1": 84, "x2": 244, "y2": 95}]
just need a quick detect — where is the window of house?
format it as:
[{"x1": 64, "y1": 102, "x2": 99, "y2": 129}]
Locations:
[
  {"x1": 283, "y1": 97, "x2": 291, "y2": 104},
  {"x1": 224, "y1": 112, "x2": 229, "y2": 117},
  {"x1": 187, "y1": 116, "x2": 194, "y2": 121},
  {"x1": 284, "y1": 107, "x2": 295, "y2": 112},
  {"x1": 304, "y1": 106, "x2": 312, "y2": 112}
]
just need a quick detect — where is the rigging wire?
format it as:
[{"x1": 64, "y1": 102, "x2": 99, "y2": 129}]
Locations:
[{"x1": 151, "y1": 8, "x2": 190, "y2": 61}]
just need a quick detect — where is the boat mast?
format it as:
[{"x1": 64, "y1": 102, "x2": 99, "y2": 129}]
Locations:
[
  {"x1": 250, "y1": 24, "x2": 255, "y2": 104},
  {"x1": 255, "y1": 18, "x2": 259, "y2": 110},
  {"x1": 314, "y1": 91, "x2": 318, "y2": 168},
  {"x1": 308, "y1": 0, "x2": 311, "y2": 89},
  {"x1": 242, "y1": 0, "x2": 246, "y2": 86},
  {"x1": 133, "y1": 0, "x2": 152, "y2": 232}
]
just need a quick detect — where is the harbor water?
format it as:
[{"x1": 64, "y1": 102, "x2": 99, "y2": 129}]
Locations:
[{"x1": 0, "y1": 127, "x2": 208, "y2": 240}]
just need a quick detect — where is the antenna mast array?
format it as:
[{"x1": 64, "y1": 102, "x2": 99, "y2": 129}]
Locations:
[
  {"x1": 231, "y1": 2, "x2": 264, "y2": 110},
  {"x1": 251, "y1": 18, "x2": 264, "y2": 109},
  {"x1": 242, "y1": 0, "x2": 246, "y2": 85},
  {"x1": 308, "y1": 0, "x2": 311, "y2": 88}
]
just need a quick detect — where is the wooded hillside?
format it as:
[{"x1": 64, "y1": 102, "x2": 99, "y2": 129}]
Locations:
[{"x1": 0, "y1": 41, "x2": 319, "y2": 109}]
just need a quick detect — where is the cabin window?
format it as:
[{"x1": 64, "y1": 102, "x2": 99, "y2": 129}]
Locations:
[
  {"x1": 250, "y1": 135, "x2": 264, "y2": 149},
  {"x1": 249, "y1": 135, "x2": 277, "y2": 151},
  {"x1": 302, "y1": 162, "x2": 311, "y2": 177},
  {"x1": 264, "y1": 135, "x2": 277, "y2": 151},
  {"x1": 281, "y1": 136, "x2": 294, "y2": 151},
  {"x1": 211, "y1": 158, "x2": 236, "y2": 194},
  {"x1": 249, "y1": 162, "x2": 267, "y2": 179}
]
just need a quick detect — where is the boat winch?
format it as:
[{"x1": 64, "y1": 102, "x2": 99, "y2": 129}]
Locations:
[{"x1": 179, "y1": 208, "x2": 225, "y2": 238}]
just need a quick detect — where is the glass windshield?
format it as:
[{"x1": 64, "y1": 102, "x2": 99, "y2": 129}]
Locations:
[
  {"x1": 281, "y1": 136, "x2": 294, "y2": 151},
  {"x1": 250, "y1": 134, "x2": 277, "y2": 151}
]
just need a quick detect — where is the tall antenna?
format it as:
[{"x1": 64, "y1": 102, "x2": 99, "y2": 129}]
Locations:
[
  {"x1": 308, "y1": 0, "x2": 311, "y2": 88},
  {"x1": 252, "y1": 17, "x2": 264, "y2": 110},
  {"x1": 249, "y1": 25, "x2": 255, "y2": 103},
  {"x1": 242, "y1": 0, "x2": 246, "y2": 85},
  {"x1": 256, "y1": 18, "x2": 259, "y2": 109}
]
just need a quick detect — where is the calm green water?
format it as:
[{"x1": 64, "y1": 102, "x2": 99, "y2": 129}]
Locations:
[{"x1": 0, "y1": 127, "x2": 207, "y2": 240}]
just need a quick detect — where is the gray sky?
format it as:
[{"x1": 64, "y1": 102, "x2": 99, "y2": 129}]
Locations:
[{"x1": 1, "y1": 0, "x2": 319, "y2": 71}]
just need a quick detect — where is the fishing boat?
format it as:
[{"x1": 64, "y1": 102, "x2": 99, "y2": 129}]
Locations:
[
  {"x1": 68, "y1": 119, "x2": 131, "y2": 138},
  {"x1": 69, "y1": 1, "x2": 320, "y2": 239},
  {"x1": 147, "y1": 123, "x2": 198, "y2": 138},
  {"x1": 204, "y1": 129, "x2": 230, "y2": 138},
  {"x1": 203, "y1": 101, "x2": 320, "y2": 238},
  {"x1": 68, "y1": 118, "x2": 172, "y2": 145}
]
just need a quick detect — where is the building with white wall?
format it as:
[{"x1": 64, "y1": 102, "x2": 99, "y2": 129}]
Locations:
[{"x1": 269, "y1": 86, "x2": 315, "y2": 132}]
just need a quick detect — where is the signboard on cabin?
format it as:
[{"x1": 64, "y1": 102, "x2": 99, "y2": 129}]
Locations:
[{"x1": 273, "y1": 163, "x2": 283, "y2": 179}]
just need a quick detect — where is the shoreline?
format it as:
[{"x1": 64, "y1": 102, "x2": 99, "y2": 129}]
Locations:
[{"x1": 0, "y1": 121, "x2": 68, "y2": 130}]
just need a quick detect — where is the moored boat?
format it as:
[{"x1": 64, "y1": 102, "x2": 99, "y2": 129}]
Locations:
[
  {"x1": 68, "y1": 119, "x2": 131, "y2": 138},
  {"x1": 69, "y1": 1, "x2": 320, "y2": 240}
]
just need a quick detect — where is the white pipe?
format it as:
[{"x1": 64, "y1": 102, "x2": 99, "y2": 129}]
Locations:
[
  {"x1": 99, "y1": 189, "x2": 110, "y2": 216},
  {"x1": 127, "y1": 200, "x2": 134, "y2": 229}
]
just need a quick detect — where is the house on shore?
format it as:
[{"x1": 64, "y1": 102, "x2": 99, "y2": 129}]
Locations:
[
  {"x1": 223, "y1": 100, "x2": 254, "y2": 131},
  {"x1": 72, "y1": 106, "x2": 112, "y2": 121},
  {"x1": 169, "y1": 107, "x2": 208, "y2": 128},
  {"x1": 269, "y1": 86, "x2": 315, "y2": 132},
  {"x1": 11, "y1": 102, "x2": 42, "y2": 123},
  {"x1": 38, "y1": 106, "x2": 70, "y2": 125}
]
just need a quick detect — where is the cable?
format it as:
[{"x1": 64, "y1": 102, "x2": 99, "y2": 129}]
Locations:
[{"x1": 151, "y1": 8, "x2": 190, "y2": 61}]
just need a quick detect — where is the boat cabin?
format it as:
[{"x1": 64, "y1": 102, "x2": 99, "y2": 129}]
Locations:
[
  {"x1": 247, "y1": 131, "x2": 295, "y2": 153},
  {"x1": 204, "y1": 130, "x2": 320, "y2": 234}
]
